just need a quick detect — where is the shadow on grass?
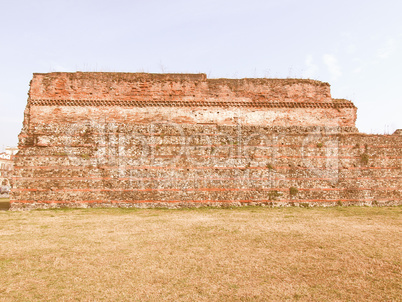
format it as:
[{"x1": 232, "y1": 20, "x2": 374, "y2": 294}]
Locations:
[{"x1": 0, "y1": 198, "x2": 10, "y2": 211}]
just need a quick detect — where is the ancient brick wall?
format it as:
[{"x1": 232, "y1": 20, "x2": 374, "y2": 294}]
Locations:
[
  {"x1": 10, "y1": 72, "x2": 401, "y2": 209},
  {"x1": 25, "y1": 72, "x2": 357, "y2": 128}
]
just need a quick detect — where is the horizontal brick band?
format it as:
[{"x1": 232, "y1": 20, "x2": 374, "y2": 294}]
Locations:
[
  {"x1": 16, "y1": 154, "x2": 402, "y2": 160},
  {"x1": 12, "y1": 187, "x2": 400, "y2": 193},
  {"x1": 12, "y1": 176, "x2": 401, "y2": 182},
  {"x1": 14, "y1": 165, "x2": 401, "y2": 170},
  {"x1": 9, "y1": 198, "x2": 398, "y2": 204},
  {"x1": 28, "y1": 99, "x2": 356, "y2": 108},
  {"x1": 17, "y1": 143, "x2": 402, "y2": 149}
]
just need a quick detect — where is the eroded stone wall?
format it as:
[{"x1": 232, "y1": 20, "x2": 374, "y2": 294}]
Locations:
[{"x1": 10, "y1": 72, "x2": 400, "y2": 209}]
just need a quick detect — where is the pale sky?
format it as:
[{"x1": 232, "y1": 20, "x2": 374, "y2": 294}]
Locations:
[{"x1": 0, "y1": 0, "x2": 401, "y2": 148}]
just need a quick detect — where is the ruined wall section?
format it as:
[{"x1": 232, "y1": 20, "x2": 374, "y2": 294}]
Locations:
[
  {"x1": 11, "y1": 72, "x2": 400, "y2": 209},
  {"x1": 29, "y1": 72, "x2": 332, "y2": 103},
  {"x1": 12, "y1": 123, "x2": 401, "y2": 209},
  {"x1": 26, "y1": 105, "x2": 356, "y2": 128},
  {"x1": 25, "y1": 72, "x2": 357, "y2": 128}
]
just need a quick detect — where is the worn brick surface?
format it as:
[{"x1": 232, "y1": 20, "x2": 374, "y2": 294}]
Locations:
[{"x1": 10, "y1": 72, "x2": 401, "y2": 209}]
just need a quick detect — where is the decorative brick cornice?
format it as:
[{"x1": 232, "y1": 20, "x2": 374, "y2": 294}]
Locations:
[{"x1": 28, "y1": 99, "x2": 356, "y2": 108}]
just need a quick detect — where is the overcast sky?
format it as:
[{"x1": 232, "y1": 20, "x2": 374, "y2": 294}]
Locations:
[{"x1": 0, "y1": 0, "x2": 401, "y2": 148}]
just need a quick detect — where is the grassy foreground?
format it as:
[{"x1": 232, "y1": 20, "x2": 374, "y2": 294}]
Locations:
[{"x1": 0, "y1": 206, "x2": 401, "y2": 301}]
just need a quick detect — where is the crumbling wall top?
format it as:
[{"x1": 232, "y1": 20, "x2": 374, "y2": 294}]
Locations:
[{"x1": 29, "y1": 72, "x2": 333, "y2": 103}]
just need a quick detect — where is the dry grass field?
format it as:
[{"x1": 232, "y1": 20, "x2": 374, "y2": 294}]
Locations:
[{"x1": 0, "y1": 206, "x2": 401, "y2": 301}]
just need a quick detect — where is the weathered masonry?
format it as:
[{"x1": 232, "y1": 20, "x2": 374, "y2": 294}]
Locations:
[{"x1": 11, "y1": 72, "x2": 401, "y2": 209}]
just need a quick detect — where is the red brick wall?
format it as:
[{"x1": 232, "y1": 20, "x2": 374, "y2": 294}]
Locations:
[
  {"x1": 26, "y1": 72, "x2": 357, "y2": 128},
  {"x1": 29, "y1": 72, "x2": 332, "y2": 103},
  {"x1": 11, "y1": 72, "x2": 400, "y2": 209}
]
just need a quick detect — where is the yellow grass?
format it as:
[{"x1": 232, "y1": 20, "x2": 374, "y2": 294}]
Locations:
[{"x1": 0, "y1": 206, "x2": 401, "y2": 301}]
